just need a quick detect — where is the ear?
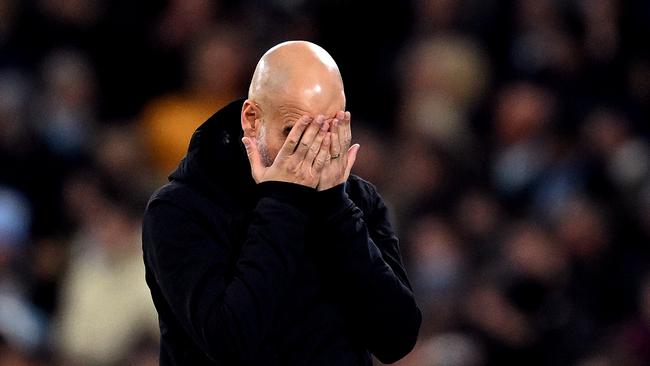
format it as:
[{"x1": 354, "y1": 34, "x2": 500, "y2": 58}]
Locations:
[{"x1": 241, "y1": 100, "x2": 262, "y2": 138}]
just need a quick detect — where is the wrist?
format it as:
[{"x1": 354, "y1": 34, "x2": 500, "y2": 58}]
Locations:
[
  {"x1": 315, "y1": 182, "x2": 353, "y2": 217},
  {"x1": 316, "y1": 178, "x2": 345, "y2": 192},
  {"x1": 257, "y1": 181, "x2": 317, "y2": 213}
]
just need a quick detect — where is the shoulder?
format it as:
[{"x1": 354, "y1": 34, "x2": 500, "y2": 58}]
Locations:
[
  {"x1": 142, "y1": 182, "x2": 235, "y2": 261},
  {"x1": 144, "y1": 181, "x2": 228, "y2": 227},
  {"x1": 146, "y1": 181, "x2": 198, "y2": 211}
]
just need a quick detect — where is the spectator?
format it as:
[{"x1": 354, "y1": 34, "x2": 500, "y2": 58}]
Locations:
[{"x1": 140, "y1": 27, "x2": 250, "y2": 178}]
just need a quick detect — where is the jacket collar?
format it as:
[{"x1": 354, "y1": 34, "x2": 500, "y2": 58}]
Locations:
[{"x1": 168, "y1": 99, "x2": 258, "y2": 210}]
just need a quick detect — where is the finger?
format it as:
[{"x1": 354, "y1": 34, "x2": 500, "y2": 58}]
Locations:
[
  {"x1": 342, "y1": 111, "x2": 352, "y2": 150},
  {"x1": 313, "y1": 132, "x2": 332, "y2": 173},
  {"x1": 294, "y1": 115, "x2": 326, "y2": 159},
  {"x1": 278, "y1": 115, "x2": 312, "y2": 158},
  {"x1": 304, "y1": 120, "x2": 330, "y2": 165},
  {"x1": 330, "y1": 118, "x2": 341, "y2": 158},
  {"x1": 343, "y1": 143, "x2": 360, "y2": 180},
  {"x1": 242, "y1": 137, "x2": 264, "y2": 182}
]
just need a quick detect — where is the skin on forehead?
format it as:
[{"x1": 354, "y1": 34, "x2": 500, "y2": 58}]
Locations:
[{"x1": 271, "y1": 89, "x2": 345, "y2": 125}]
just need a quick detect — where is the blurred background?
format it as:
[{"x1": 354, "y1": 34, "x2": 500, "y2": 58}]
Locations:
[{"x1": 0, "y1": 0, "x2": 649, "y2": 365}]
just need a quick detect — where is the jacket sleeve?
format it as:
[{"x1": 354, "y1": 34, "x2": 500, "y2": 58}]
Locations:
[
  {"x1": 315, "y1": 182, "x2": 422, "y2": 364},
  {"x1": 142, "y1": 182, "x2": 313, "y2": 364}
]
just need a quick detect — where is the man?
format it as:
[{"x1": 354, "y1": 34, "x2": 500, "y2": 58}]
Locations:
[{"x1": 142, "y1": 40, "x2": 421, "y2": 365}]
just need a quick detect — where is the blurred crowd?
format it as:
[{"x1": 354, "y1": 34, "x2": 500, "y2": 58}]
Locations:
[{"x1": 0, "y1": 0, "x2": 649, "y2": 365}]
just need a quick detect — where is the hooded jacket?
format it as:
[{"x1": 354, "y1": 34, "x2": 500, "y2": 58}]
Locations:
[{"x1": 142, "y1": 99, "x2": 421, "y2": 365}]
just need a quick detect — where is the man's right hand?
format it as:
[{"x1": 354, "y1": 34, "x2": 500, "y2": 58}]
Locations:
[{"x1": 242, "y1": 115, "x2": 331, "y2": 188}]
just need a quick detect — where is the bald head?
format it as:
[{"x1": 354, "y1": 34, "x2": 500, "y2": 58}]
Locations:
[
  {"x1": 248, "y1": 41, "x2": 345, "y2": 111},
  {"x1": 241, "y1": 41, "x2": 346, "y2": 167}
]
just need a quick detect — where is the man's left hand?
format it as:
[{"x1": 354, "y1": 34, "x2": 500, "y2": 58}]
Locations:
[{"x1": 317, "y1": 111, "x2": 360, "y2": 191}]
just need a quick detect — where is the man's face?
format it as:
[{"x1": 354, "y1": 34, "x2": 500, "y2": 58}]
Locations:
[{"x1": 256, "y1": 97, "x2": 345, "y2": 167}]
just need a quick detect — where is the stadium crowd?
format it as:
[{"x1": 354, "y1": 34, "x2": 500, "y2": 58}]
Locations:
[{"x1": 0, "y1": 0, "x2": 649, "y2": 365}]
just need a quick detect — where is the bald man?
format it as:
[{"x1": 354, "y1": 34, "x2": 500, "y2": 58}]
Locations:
[{"x1": 142, "y1": 41, "x2": 421, "y2": 365}]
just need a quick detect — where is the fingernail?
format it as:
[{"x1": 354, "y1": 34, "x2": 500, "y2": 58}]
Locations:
[{"x1": 241, "y1": 137, "x2": 249, "y2": 147}]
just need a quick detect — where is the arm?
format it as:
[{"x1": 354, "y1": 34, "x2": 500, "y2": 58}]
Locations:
[
  {"x1": 315, "y1": 182, "x2": 422, "y2": 364},
  {"x1": 143, "y1": 114, "x2": 332, "y2": 363},
  {"x1": 314, "y1": 112, "x2": 420, "y2": 363},
  {"x1": 143, "y1": 182, "x2": 313, "y2": 364}
]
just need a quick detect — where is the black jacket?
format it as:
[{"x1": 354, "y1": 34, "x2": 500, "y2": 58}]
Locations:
[{"x1": 142, "y1": 99, "x2": 421, "y2": 365}]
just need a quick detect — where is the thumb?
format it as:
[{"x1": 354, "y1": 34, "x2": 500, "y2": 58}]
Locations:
[
  {"x1": 242, "y1": 137, "x2": 264, "y2": 183},
  {"x1": 344, "y1": 143, "x2": 360, "y2": 179}
]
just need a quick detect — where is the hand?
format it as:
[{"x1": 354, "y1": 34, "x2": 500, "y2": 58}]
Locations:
[
  {"x1": 243, "y1": 115, "x2": 332, "y2": 188},
  {"x1": 316, "y1": 111, "x2": 360, "y2": 191}
]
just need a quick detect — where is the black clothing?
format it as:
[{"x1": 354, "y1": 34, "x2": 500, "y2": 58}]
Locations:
[{"x1": 142, "y1": 99, "x2": 421, "y2": 365}]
